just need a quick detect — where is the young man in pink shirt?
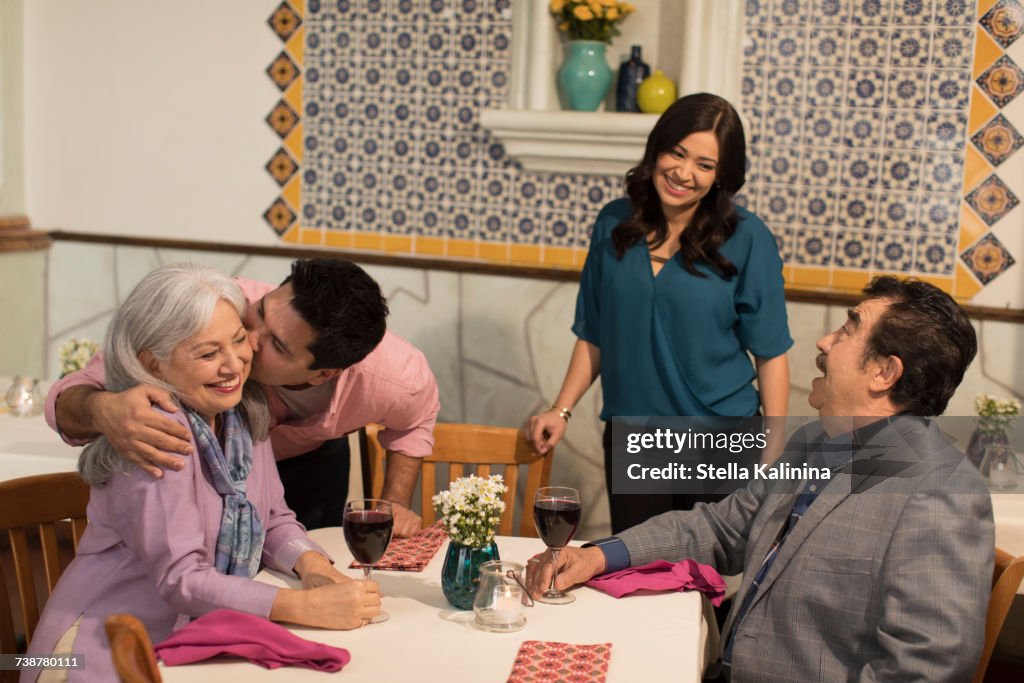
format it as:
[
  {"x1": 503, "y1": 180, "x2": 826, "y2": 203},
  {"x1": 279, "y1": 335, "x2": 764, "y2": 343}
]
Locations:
[{"x1": 45, "y1": 259, "x2": 439, "y2": 536}]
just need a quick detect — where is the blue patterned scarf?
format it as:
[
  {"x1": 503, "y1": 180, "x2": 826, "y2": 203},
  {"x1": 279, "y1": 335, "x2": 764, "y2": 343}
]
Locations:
[{"x1": 185, "y1": 407, "x2": 265, "y2": 577}]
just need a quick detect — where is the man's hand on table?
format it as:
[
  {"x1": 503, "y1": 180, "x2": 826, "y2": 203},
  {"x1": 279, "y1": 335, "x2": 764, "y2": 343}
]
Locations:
[
  {"x1": 525, "y1": 545, "x2": 607, "y2": 599},
  {"x1": 85, "y1": 385, "x2": 193, "y2": 477},
  {"x1": 390, "y1": 502, "x2": 423, "y2": 538}
]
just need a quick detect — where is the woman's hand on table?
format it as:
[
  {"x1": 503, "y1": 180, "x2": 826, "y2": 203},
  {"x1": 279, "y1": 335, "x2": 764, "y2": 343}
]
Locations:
[
  {"x1": 271, "y1": 580, "x2": 382, "y2": 630},
  {"x1": 525, "y1": 546, "x2": 606, "y2": 599}
]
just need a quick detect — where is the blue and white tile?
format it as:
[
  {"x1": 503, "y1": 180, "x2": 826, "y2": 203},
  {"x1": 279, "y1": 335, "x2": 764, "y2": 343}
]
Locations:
[
  {"x1": 887, "y1": 69, "x2": 930, "y2": 109},
  {"x1": 850, "y1": 0, "x2": 893, "y2": 26},
  {"x1": 847, "y1": 69, "x2": 887, "y2": 108},
  {"x1": 848, "y1": 27, "x2": 891, "y2": 67},
  {"x1": 806, "y1": 71, "x2": 846, "y2": 107},
  {"x1": 761, "y1": 145, "x2": 803, "y2": 187},
  {"x1": 803, "y1": 147, "x2": 841, "y2": 187},
  {"x1": 929, "y1": 70, "x2": 971, "y2": 110},
  {"x1": 914, "y1": 232, "x2": 957, "y2": 274},
  {"x1": 843, "y1": 108, "x2": 885, "y2": 147},
  {"x1": 772, "y1": 0, "x2": 811, "y2": 26},
  {"x1": 888, "y1": 27, "x2": 931, "y2": 68},
  {"x1": 925, "y1": 110, "x2": 968, "y2": 149},
  {"x1": 918, "y1": 192, "x2": 960, "y2": 234},
  {"x1": 840, "y1": 149, "x2": 882, "y2": 188},
  {"x1": 793, "y1": 226, "x2": 835, "y2": 266},
  {"x1": 872, "y1": 230, "x2": 915, "y2": 271},
  {"x1": 763, "y1": 108, "x2": 804, "y2": 146},
  {"x1": 879, "y1": 150, "x2": 922, "y2": 191},
  {"x1": 922, "y1": 152, "x2": 963, "y2": 193},
  {"x1": 799, "y1": 188, "x2": 839, "y2": 224},
  {"x1": 885, "y1": 108, "x2": 928, "y2": 148},
  {"x1": 803, "y1": 109, "x2": 844, "y2": 147},
  {"x1": 811, "y1": 0, "x2": 852, "y2": 24},
  {"x1": 768, "y1": 28, "x2": 808, "y2": 67},
  {"x1": 932, "y1": 0, "x2": 975, "y2": 27},
  {"x1": 807, "y1": 27, "x2": 848, "y2": 65},
  {"x1": 876, "y1": 192, "x2": 919, "y2": 232},
  {"x1": 837, "y1": 190, "x2": 880, "y2": 227},
  {"x1": 931, "y1": 27, "x2": 975, "y2": 69},
  {"x1": 745, "y1": 28, "x2": 771, "y2": 67},
  {"x1": 833, "y1": 229, "x2": 875, "y2": 269},
  {"x1": 761, "y1": 185, "x2": 802, "y2": 225},
  {"x1": 889, "y1": 0, "x2": 934, "y2": 25},
  {"x1": 767, "y1": 69, "x2": 806, "y2": 106}
]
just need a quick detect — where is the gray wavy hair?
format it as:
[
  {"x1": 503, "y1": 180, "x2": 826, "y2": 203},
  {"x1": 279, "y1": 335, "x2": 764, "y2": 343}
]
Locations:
[{"x1": 79, "y1": 262, "x2": 270, "y2": 486}]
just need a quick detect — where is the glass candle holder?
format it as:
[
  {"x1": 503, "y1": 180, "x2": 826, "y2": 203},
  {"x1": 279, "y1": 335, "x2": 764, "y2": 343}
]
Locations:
[{"x1": 473, "y1": 560, "x2": 527, "y2": 632}]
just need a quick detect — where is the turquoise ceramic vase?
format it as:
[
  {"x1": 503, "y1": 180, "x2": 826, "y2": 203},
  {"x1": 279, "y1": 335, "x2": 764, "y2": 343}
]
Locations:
[
  {"x1": 440, "y1": 540, "x2": 500, "y2": 610},
  {"x1": 557, "y1": 41, "x2": 613, "y2": 111}
]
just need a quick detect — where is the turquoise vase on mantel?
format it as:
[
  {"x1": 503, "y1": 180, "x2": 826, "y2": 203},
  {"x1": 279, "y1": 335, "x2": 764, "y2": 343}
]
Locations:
[
  {"x1": 557, "y1": 40, "x2": 613, "y2": 111},
  {"x1": 440, "y1": 540, "x2": 499, "y2": 610}
]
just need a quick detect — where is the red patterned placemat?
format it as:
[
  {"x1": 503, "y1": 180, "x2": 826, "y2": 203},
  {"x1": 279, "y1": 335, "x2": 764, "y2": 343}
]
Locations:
[
  {"x1": 507, "y1": 641, "x2": 612, "y2": 683},
  {"x1": 349, "y1": 521, "x2": 448, "y2": 572}
]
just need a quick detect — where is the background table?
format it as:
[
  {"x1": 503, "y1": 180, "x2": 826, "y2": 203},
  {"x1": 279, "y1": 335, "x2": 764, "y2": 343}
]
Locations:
[
  {"x1": 0, "y1": 380, "x2": 80, "y2": 482},
  {"x1": 160, "y1": 531, "x2": 712, "y2": 683}
]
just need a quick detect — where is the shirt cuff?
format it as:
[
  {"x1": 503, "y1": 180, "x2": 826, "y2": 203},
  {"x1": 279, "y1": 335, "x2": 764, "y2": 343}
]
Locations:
[{"x1": 582, "y1": 537, "x2": 631, "y2": 574}]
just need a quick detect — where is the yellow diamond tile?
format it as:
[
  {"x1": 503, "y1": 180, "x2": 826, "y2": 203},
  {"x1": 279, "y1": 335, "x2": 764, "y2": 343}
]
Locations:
[
  {"x1": 913, "y1": 275, "x2": 953, "y2": 294},
  {"x1": 510, "y1": 244, "x2": 542, "y2": 265},
  {"x1": 384, "y1": 235, "x2": 413, "y2": 253},
  {"x1": 285, "y1": 123, "x2": 303, "y2": 162},
  {"x1": 958, "y1": 203, "x2": 989, "y2": 247},
  {"x1": 289, "y1": 0, "x2": 305, "y2": 16},
  {"x1": 973, "y1": 29, "x2": 1003, "y2": 80},
  {"x1": 953, "y1": 262, "x2": 983, "y2": 301},
  {"x1": 414, "y1": 237, "x2": 445, "y2": 256},
  {"x1": 978, "y1": 0, "x2": 999, "y2": 17},
  {"x1": 962, "y1": 144, "x2": 993, "y2": 192},
  {"x1": 447, "y1": 240, "x2": 476, "y2": 259},
  {"x1": 969, "y1": 84, "x2": 999, "y2": 132},
  {"x1": 787, "y1": 266, "x2": 830, "y2": 289},
  {"x1": 282, "y1": 175, "x2": 301, "y2": 210},
  {"x1": 280, "y1": 225, "x2": 301, "y2": 243},
  {"x1": 324, "y1": 231, "x2": 353, "y2": 248},
  {"x1": 284, "y1": 79, "x2": 303, "y2": 114},
  {"x1": 286, "y1": 26, "x2": 305, "y2": 63},
  {"x1": 830, "y1": 269, "x2": 872, "y2": 293},
  {"x1": 353, "y1": 232, "x2": 383, "y2": 251},
  {"x1": 478, "y1": 243, "x2": 510, "y2": 263}
]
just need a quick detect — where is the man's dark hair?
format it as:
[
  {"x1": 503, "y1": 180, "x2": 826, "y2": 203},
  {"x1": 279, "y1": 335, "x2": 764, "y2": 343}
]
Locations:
[
  {"x1": 861, "y1": 276, "x2": 976, "y2": 416},
  {"x1": 282, "y1": 258, "x2": 389, "y2": 370}
]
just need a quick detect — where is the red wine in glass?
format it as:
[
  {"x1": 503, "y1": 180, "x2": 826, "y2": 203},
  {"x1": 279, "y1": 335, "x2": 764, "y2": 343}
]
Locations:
[
  {"x1": 343, "y1": 509, "x2": 394, "y2": 565},
  {"x1": 533, "y1": 498, "x2": 581, "y2": 548},
  {"x1": 343, "y1": 499, "x2": 394, "y2": 623},
  {"x1": 533, "y1": 486, "x2": 581, "y2": 605}
]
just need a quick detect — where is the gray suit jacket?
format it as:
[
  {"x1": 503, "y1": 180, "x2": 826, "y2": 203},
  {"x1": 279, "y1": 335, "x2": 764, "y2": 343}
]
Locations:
[{"x1": 617, "y1": 417, "x2": 994, "y2": 682}]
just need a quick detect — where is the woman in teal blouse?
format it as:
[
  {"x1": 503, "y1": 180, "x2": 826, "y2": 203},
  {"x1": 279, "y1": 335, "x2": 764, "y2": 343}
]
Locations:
[{"x1": 527, "y1": 93, "x2": 793, "y2": 533}]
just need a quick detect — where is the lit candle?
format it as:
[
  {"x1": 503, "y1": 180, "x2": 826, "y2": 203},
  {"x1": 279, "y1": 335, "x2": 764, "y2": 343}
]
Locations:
[{"x1": 492, "y1": 585, "x2": 522, "y2": 622}]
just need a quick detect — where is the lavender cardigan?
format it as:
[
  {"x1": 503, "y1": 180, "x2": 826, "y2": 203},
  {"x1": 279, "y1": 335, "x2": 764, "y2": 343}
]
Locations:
[{"x1": 23, "y1": 409, "x2": 328, "y2": 682}]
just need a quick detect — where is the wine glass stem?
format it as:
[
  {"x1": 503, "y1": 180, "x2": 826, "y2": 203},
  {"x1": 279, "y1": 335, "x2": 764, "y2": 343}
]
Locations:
[
  {"x1": 549, "y1": 548, "x2": 561, "y2": 594},
  {"x1": 363, "y1": 565, "x2": 372, "y2": 582}
]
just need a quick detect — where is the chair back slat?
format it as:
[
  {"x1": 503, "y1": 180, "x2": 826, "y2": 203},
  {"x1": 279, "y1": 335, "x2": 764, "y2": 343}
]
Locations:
[
  {"x1": 0, "y1": 472, "x2": 90, "y2": 654},
  {"x1": 972, "y1": 547, "x2": 1024, "y2": 683},
  {"x1": 365, "y1": 423, "x2": 555, "y2": 538}
]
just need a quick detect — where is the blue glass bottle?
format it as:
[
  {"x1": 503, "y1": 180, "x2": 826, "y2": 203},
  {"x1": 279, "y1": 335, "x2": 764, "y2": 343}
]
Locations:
[{"x1": 616, "y1": 45, "x2": 651, "y2": 113}]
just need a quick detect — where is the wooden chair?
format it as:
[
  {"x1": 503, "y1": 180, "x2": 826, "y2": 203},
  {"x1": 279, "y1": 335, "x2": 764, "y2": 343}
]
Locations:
[
  {"x1": 972, "y1": 547, "x2": 1024, "y2": 683},
  {"x1": 105, "y1": 614, "x2": 162, "y2": 683},
  {"x1": 364, "y1": 423, "x2": 554, "y2": 537},
  {"x1": 0, "y1": 472, "x2": 89, "y2": 657}
]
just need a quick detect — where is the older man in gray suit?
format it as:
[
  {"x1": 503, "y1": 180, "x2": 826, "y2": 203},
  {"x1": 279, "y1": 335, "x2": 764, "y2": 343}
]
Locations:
[{"x1": 528, "y1": 276, "x2": 993, "y2": 682}]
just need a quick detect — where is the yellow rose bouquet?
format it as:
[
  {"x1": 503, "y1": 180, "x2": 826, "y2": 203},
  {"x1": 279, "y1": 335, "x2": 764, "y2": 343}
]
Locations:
[{"x1": 550, "y1": 0, "x2": 636, "y2": 44}]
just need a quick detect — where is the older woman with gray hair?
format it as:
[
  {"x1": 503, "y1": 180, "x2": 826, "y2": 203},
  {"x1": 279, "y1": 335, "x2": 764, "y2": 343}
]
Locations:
[{"x1": 25, "y1": 263, "x2": 380, "y2": 683}]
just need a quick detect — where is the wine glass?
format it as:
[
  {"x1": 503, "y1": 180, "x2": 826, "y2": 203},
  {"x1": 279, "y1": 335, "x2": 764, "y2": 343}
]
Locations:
[
  {"x1": 343, "y1": 499, "x2": 394, "y2": 623},
  {"x1": 533, "y1": 486, "x2": 581, "y2": 605}
]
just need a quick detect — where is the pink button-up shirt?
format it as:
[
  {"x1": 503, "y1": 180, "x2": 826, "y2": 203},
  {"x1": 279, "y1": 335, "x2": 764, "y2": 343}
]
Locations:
[{"x1": 45, "y1": 277, "x2": 440, "y2": 460}]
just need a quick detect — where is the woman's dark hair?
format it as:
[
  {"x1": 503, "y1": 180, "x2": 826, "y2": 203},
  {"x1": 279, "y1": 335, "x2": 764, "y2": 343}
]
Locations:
[
  {"x1": 861, "y1": 276, "x2": 977, "y2": 416},
  {"x1": 613, "y1": 92, "x2": 746, "y2": 278}
]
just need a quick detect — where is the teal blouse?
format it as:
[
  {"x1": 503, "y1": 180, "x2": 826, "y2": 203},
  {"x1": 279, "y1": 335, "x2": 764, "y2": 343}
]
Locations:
[{"x1": 573, "y1": 198, "x2": 793, "y2": 419}]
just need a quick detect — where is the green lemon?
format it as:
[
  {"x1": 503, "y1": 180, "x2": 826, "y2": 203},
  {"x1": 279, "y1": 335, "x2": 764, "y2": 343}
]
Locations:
[{"x1": 637, "y1": 70, "x2": 678, "y2": 114}]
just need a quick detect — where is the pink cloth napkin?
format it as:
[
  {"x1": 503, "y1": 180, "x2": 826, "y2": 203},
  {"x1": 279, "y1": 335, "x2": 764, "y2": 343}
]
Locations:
[
  {"x1": 585, "y1": 559, "x2": 727, "y2": 606},
  {"x1": 507, "y1": 641, "x2": 612, "y2": 683},
  {"x1": 154, "y1": 609, "x2": 351, "y2": 672},
  {"x1": 350, "y1": 521, "x2": 448, "y2": 572}
]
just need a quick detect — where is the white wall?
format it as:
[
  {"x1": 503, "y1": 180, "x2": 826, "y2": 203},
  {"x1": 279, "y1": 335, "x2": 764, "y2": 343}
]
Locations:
[{"x1": 22, "y1": 0, "x2": 281, "y2": 243}]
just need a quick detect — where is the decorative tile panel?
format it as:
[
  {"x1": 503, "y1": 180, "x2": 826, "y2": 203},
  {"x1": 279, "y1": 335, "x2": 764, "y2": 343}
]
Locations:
[{"x1": 257, "y1": 0, "x2": 1019, "y2": 300}]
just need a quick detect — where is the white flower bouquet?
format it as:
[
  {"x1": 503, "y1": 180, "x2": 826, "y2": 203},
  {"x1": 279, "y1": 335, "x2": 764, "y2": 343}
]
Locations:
[
  {"x1": 58, "y1": 338, "x2": 99, "y2": 378},
  {"x1": 975, "y1": 394, "x2": 1021, "y2": 436},
  {"x1": 432, "y1": 474, "x2": 508, "y2": 548}
]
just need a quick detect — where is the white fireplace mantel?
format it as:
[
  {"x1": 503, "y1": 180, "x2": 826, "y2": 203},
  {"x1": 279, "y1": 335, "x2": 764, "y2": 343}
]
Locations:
[{"x1": 480, "y1": 0, "x2": 746, "y2": 177}]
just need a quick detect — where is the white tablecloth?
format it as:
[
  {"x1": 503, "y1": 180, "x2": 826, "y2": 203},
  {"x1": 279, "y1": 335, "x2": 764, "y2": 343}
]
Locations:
[
  {"x1": 992, "y1": 490, "x2": 1024, "y2": 595},
  {"x1": 0, "y1": 385, "x2": 81, "y2": 482},
  {"x1": 160, "y1": 531, "x2": 712, "y2": 683}
]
